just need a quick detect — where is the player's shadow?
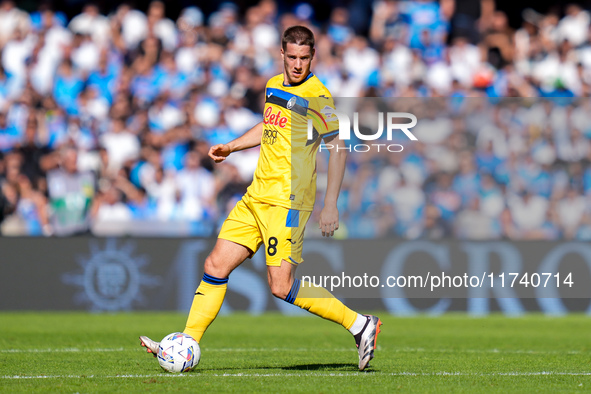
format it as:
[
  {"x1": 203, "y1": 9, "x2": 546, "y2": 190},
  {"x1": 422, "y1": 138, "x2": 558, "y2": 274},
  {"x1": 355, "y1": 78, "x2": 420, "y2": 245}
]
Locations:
[
  {"x1": 281, "y1": 363, "x2": 375, "y2": 372},
  {"x1": 197, "y1": 363, "x2": 377, "y2": 372}
]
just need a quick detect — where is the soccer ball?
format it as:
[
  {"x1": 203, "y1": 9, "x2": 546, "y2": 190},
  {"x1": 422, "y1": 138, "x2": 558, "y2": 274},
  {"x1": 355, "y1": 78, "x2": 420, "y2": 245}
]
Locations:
[{"x1": 157, "y1": 332, "x2": 200, "y2": 373}]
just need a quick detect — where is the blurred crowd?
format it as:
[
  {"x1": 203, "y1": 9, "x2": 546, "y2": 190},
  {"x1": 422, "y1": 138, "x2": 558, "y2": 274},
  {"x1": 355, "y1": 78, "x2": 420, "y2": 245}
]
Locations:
[
  {"x1": 0, "y1": 0, "x2": 590, "y2": 239},
  {"x1": 320, "y1": 98, "x2": 591, "y2": 240}
]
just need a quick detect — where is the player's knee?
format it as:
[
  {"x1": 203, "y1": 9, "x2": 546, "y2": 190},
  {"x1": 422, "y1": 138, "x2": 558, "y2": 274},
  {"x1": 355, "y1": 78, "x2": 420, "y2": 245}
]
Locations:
[{"x1": 204, "y1": 254, "x2": 228, "y2": 279}]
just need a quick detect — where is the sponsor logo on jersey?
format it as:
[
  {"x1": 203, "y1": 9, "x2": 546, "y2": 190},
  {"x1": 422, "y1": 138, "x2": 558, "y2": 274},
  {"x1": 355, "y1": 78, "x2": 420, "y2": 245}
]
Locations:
[
  {"x1": 263, "y1": 106, "x2": 288, "y2": 128},
  {"x1": 262, "y1": 129, "x2": 278, "y2": 145}
]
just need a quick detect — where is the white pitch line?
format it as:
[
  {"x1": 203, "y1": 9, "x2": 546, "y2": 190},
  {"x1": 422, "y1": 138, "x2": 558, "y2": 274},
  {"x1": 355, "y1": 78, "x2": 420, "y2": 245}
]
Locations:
[
  {"x1": 0, "y1": 348, "x2": 126, "y2": 353},
  {"x1": 2, "y1": 372, "x2": 591, "y2": 380},
  {"x1": 0, "y1": 347, "x2": 586, "y2": 355},
  {"x1": 392, "y1": 348, "x2": 585, "y2": 355},
  {"x1": 0, "y1": 348, "x2": 348, "y2": 354}
]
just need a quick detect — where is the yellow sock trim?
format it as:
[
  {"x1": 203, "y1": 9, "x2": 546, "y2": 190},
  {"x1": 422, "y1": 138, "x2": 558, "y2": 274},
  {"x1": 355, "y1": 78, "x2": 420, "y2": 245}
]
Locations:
[
  {"x1": 183, "y1": 281, "x2": 227, "y2": 342},
  {"x1": 293, "y1": 281, "x2": 358, "y2": 330}
]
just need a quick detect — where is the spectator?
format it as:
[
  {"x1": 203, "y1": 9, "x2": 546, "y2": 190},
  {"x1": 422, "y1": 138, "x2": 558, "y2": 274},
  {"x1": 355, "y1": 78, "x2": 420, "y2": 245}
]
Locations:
[
  {"x1": 68, "y1": 3, "x2": 111, "y2": 48},
  {"x1": 419, "y1": 204, "x2": 449, "y2": 239},
  {"x1": 556, "y1": 186, "x2": 587, "y2": 238},
  {"x1": 175, "y1": 151, "x2": 215, "y2": 222},
  {"x1": 402, "y1": 0, "x2": 447, "y2": 50},
  {"x1": 146, "y1": 165, "x2": 175, "y2": 215},
  {"x1": 70, "y1": 32, "x2": 101, "y2": 73},
  {"x1": 453, "y1": 151, "x2": 480, "y2": 206},
  {"x1": 13, "y1": 173, "x2": 49, "y2": 235},
  {"x1": 0, "y1": 179, "x2": 17, "y2": 234},
  {"x1": 53, "y1": 59, "x2": 84, "y2": 115},
  {"x1": 146, "y1": 1, "x2": 177, "y2": 52},
  {"x1": 0, "y1": 110, "x2": 20, "y2": 152},
  {"x1": 113, "y1": 3, "x2": 148, "y2": 51},
  {"x1": 46, "y1": 147, "x2": 95, "y2": 235},
  {"x1": 431, "y1": 172, "x2": 462, "y2": 223},
  {"x1": 327, "y1": 7, "x2": 354, "y2": 46},
  {"x1": 343, "y1": 36, "x2": 379, "y2": 84},
  {"x1": 508, "y1": 189, "x2": 549, "y2": 235},
  {"x1": 369, "y1": 0, "x2": 407, "y2": 46},
  {"x1": 391, "y1": 175, "x2": 425, "y2": 239},
  {"x1": 557, "y1": 4, "x2": 590, "y2": 46},
  {"x1": 16, "y1": 115, "x2": 53, "y2": 187},
  {"x1": 99, "y1": 117, "x2": 140, "y2": 174},
  {"x1": 2, "y1": 27, "x2": 34, "y2": 85},
  {"x1": 90, "y1": 183, "x2": 132, "y2": 234},
  {"x1": 0, "y1": 0, "x2": 30, "y2": 48},
  {"x1": 455, "y1": 197, "x2": 500, "y2": 239}
]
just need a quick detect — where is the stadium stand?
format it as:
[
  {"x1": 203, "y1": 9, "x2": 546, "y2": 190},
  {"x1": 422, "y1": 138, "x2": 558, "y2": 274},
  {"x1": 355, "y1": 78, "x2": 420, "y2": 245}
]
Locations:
[{"x1": 0, "y1": 0, "x2": 590, "y2": 240}]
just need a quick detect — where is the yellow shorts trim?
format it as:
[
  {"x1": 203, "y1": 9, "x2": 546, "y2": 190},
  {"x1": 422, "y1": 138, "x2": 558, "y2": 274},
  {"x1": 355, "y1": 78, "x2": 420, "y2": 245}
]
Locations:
[{"x1": 218, "y1": 193, "x2": 311, "y2": 267}]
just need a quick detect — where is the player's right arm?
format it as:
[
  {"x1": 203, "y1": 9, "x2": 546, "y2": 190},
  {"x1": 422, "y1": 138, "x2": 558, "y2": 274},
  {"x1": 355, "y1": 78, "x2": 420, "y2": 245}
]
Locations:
[{"x1": 208, "y1": 122, "x2": 263, "y2": 163}]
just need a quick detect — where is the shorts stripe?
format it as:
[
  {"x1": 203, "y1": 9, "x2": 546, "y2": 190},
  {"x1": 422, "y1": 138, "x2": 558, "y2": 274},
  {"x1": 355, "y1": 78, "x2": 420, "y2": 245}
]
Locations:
[{"x1": 286, "y1": 209, "x2": 300, "y2": 228}]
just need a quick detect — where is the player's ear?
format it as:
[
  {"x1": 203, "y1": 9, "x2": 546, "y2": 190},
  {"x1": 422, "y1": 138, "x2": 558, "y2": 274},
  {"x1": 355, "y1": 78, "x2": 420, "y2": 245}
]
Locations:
[
  {"x1": 281, "y1": 47, "x2": 284, "y2": 60},
  {"x1": 311, "y1": 48, "x2": 315, "y2": 60}
]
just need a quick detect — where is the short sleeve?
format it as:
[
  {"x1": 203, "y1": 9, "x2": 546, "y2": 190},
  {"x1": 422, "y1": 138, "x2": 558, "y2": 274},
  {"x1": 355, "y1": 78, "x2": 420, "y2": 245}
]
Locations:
[{"x1": 308, "y1": 94, "x2": 339, "y2": 139}]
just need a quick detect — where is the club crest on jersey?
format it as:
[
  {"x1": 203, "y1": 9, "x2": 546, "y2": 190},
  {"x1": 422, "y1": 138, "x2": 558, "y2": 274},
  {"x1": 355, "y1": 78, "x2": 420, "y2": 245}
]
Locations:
[{"x1": 287, "y1": 96, "x2": 296, "y2": 109}]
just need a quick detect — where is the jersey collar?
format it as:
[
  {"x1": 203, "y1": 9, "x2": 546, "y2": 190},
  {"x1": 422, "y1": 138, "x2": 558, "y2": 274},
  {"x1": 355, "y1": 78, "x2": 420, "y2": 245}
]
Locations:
[{"x1": 283, "y1": 72, "x2": 314, "y2": 87}]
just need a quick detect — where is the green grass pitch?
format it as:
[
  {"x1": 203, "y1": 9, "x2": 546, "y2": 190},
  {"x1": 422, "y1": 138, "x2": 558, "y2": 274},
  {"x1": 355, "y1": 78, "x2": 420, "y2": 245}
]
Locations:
[{"x1": 0, "y1": 312, "x2": 590, "y2": 392}]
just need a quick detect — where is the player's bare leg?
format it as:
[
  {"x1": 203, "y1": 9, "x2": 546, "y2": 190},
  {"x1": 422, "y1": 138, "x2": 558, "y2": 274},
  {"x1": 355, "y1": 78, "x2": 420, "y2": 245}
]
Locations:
[
  {"x1": 268, "y1": 259, "x2": 382, "y2": 371},
  {"x1": 140, "y1": 239, "x2": 251, "y2": 356},
  {"x1": 267, "y1": 258, "x2": 297, "y2": 300}
]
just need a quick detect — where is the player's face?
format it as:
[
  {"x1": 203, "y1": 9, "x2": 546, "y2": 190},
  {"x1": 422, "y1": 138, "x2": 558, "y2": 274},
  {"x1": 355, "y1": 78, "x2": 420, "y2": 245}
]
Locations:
[{"x1": 281, "y1": 43, "x2": 314, "y2": 85}]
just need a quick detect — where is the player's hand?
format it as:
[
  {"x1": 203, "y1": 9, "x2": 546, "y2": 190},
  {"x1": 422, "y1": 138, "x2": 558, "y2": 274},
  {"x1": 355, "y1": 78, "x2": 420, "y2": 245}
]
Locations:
[
  {"x1": 319, "y1": 205, "x2": 339, "y2": 237},
  {"x1": 208, "y1": 144, "x2": 232, "y2": 163}
]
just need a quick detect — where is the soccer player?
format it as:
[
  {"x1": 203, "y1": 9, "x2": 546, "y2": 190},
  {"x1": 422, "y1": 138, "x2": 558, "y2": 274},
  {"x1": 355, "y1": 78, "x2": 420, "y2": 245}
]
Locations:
[{"x1": 140, "y1": 26, "x2": 382, "y2": 371}]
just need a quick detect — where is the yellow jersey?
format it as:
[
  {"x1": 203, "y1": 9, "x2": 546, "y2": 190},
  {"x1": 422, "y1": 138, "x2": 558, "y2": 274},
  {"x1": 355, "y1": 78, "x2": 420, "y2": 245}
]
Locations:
[{"x1": 246, "y1": 73, "x2": 339, "y2": 211}]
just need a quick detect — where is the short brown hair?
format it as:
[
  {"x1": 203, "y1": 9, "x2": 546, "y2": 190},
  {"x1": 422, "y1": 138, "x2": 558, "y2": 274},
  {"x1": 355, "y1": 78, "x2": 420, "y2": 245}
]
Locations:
[{"x1": 281, "y1": 25, "x2": 315, "y2": 51}]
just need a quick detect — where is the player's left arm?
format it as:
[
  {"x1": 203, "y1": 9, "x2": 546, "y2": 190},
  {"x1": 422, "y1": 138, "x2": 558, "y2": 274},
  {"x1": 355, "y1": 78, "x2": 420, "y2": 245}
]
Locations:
[
  {"x1": 319, "y1": 134, "x2": 347, "y2": 237},
  {"x1": 209, "y1": 122, "x2": 263, "y2": 163}
]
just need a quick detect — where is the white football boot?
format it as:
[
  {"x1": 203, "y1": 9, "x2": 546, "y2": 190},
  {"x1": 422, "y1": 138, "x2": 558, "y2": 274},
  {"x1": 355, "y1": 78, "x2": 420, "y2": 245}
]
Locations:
[
  {"x1": 139, "y1": 336, "x2": 159, "y2": 357},
  {"x1": 354, "y1": 315, "x2": 382, "y2": 371}
]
